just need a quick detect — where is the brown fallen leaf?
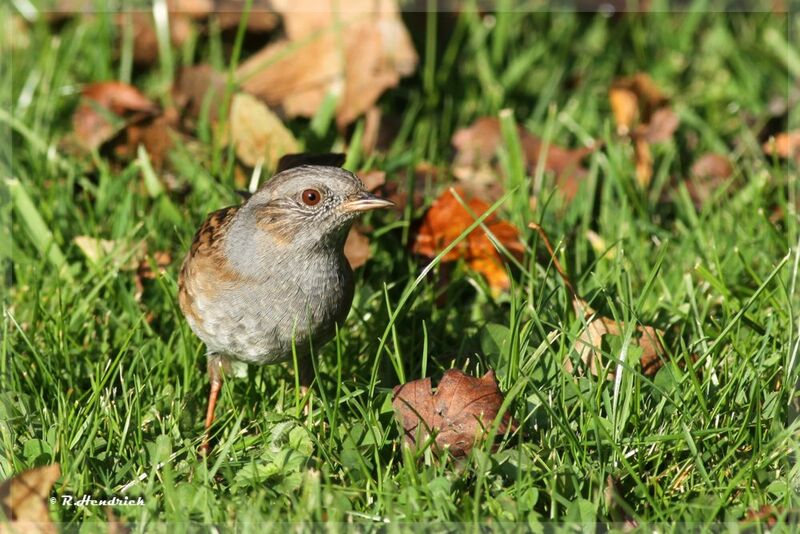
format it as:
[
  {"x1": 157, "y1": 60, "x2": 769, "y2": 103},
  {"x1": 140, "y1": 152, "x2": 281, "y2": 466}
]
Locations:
[
  {"x1": 121, "y1": 11, "x2": 194, "y2": 66},
  {"x1": 237, "y1": 0, "x2": 417, "y2": 127},
  {"x1": 170, "y1": 0, "x2": 279, "y2": 31},
  {"x1": 135, "y1": 251, "x2": 173, "y2": 300},
  {"x1": 742, "y1": 505, "x2": 784, "y2": 528},
  {"x1": 528, "y1": 223, "x2": 669, "y2": 379},
  {"x1": 451, "y1": 117, "x2": 597, "y2": 203},
  {"x1": 642, "y1": 107, "x2": 680, "y2": 143},
  {"x1": 367, "y1": 163, "x2": 440, "y2": 212},
  {"x1": 228, "y1": 92, "x2": 299, "y2": 169},
  {"x1": 392, "y1": 369, "x2": 516, "y2": 457},
  {"x1": 412, "y1": 187, "x2": 525, "y2": 293},
  {"x1": 567, "y1": 315, "x2": 667, "y2": 380},
  {"x1": 763, "y1": 130, "x2": 800, "y2": 164},
  {"x1": 357, "y1": 169, "x2": 386, "y2": 192},
  {"x1": 173, "y1": 64, "x2": 229, "y2": 124},
  {"x1": 72, "y1": 82, "x2": 159, "y2": 152},
  {"x1": 74, "y1": 236, "x2": 147, "y2": 271},
  {"x1": 116, "y1": 112, "x2": 177, "y2": 170},
  {"x1": 343, "y1": 227, "x2": 371, "y2": 270},
  {"x1": 609, "y1": 73, "x2": 679, "y2": 188},
  {"x1": 0, "y1": 464, "x2": 60, "y2": 534},
  {"x1": 105, "y1": 507, "x2": 131, "y2": 534},
  {"x1": 686, "y1": 152, "x2": 734, "y2": 206}
]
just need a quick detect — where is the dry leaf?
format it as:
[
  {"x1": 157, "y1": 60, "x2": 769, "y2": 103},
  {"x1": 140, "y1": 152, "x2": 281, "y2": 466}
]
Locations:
[
  {"x1": 173, "y1": 64, "x2": 228, "y2": 123},
  {"x1": 412, "y1": 187, "x2": 524, "y2": 292},
  {"x1": 168, "y1": 0, "x2": 279, "y2": 31},
  {"x1": 105, "y1": 507, "x2": 131, "y2": 534},
  {"x1": 609, "y1": 73, "x2": 678, "y2": 188},
  {"x1": 0, "y1": 464, "x2": 60, "y2": 534},
  {"x1": 392, "y1": 369, "x2": 516, "y2": 457},
  {"x1": 609, "y1": 74, "x2": 665, "y2": 129},
  {"x1": 691, "y1": 153, "x2": 733, "y2": 180},
  {"x1": 608, "y1": 86, "x2": 639, "y2": 136},
  {"x1": 763, "y1": 130, "x2": 800, "y2": 164},
  {"x1": 520, "y1": 134, "x2": 597, "y2": 202},
  {"x1": 527, "y1": 223, "x2": 669, "y2": 380},
  {"x1": 633, "y1": 135, "x2": 653, "y2": 189},
  {"x1": 122, "y1": 11, "x2": 193, "y2": 65},
  {"x1": 686, "y1": 152, "x2": 734, "y2": 206},
  {"x1": 343, "y1": 227, "x2": 371, "y2": 269},
  {"x1": 74, "y1": 236, "x2": 146, "y2": 271},
  {"x1": 742, "y1": 505, "x2": 785, "y2": 527},
  {"x1": 567, "y1": 314, "x2": 667, "y2": 380},
  {"x1": 641, "y1": 107, "x2": 680, "y2": 143},
  {"x1": 135, "y1": 251, "x2": 173, "y2": 300},
  {"x1": 72, "y1": 82, "x2": 158, "y2": 151},
  {"x1": 116, "y1": 112, "x2": 177, "y2": 170},
  {"x1": 237, "y1": 0, "x2": 417, "y2": 127},
  {"x1": 451, "y1": 117, "x2": 596, "y2": 203},
  {"x1": 357, "y1": 169, "x2": 386, "y2": 192},
  {"x1": 228, "y1": 92, "x2": 299, "y2": 168}
]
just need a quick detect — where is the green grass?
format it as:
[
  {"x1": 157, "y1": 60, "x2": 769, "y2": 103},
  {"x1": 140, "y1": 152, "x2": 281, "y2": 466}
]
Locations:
[{"x1": 3, "y1": 3, "x2": 800, "y2": 530}]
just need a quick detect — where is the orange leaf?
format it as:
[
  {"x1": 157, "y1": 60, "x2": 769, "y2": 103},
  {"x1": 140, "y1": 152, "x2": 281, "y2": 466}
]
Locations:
[{"x1": 412, "y1": 188, "x2": 524, "y2": 292}]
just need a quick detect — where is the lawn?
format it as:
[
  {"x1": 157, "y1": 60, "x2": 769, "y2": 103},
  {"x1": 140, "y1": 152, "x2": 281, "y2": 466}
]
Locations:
[{"x1": 3, "y1": 1, "x2": 799, "y2": 530}]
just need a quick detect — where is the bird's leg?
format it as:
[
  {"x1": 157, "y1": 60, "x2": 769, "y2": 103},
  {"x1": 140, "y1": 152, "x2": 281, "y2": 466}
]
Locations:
[
  {"x1": 201, "y1": 354, "x2": 226, "y2": 456},
  {"x1": 298, "y1": 355, "x2": 314, "y2": 417}
]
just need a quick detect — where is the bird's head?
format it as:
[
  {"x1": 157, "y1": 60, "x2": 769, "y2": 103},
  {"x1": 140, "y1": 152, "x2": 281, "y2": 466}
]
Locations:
[{"x1": 233, "y1": 166, "x2": 393, "y2": 254}]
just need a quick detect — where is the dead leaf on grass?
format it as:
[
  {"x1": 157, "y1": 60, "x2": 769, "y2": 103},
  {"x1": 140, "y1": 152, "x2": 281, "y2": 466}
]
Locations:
[
  {"x1": 173, "y1": 64, "x2": 229, "y2": 124},
  {"x1": 528, "y1": 223, "x2": 669, "y2": 380},
  {"x1": 609, "y1": 73, "x2": 679, "y2": 188},
  {"x1": 0, "y1": 464, "x2": 60, "y2": 534},
  {"x1": 567, "y1": 315, "x2": 667, "y2": 380},
  {"x1": 392, "y1": 369, "x2": 517, "y2": 457},
  {"x1": 135, "y1": 250, "x2": 173, "y2": 300},
  {"x1": 237, "y1": 0, "x2": 417, "y2": 127},
  {"x1": 228, "y1": 92, "x2": 299, "y2": 168},
  {"x1": 357, "y1": 169, "x2": 386, "y2": 191},
  {"x1": 74, "y1": 236, "x2": 147, "y2": 271},
  {"x1": 763, "y1": 130, "x2": 800, "y2": 164},
  {"x1": 72, "y1": 82, "x2": 159, "y2": 151},
  {"x1": 686, "y1": 152, "x2": 734, "y2": 206},
  {"x1": 451, "y1": 116, "x2": 597, "y2": 203},
  {"x1": 412, "y1": 187, "x2": 525, "y2": 293},
  {"x1": 343, "y1": 227, "x2": 371, "y2": 270},
  {"x1": 121, "y1": 11, "x2": 194, "y2": 66}
]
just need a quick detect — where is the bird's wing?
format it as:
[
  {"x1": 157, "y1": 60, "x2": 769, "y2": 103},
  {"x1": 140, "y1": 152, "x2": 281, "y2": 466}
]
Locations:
[{"x1": 187, "y1": 205, "x2": 238, "y2": 258}]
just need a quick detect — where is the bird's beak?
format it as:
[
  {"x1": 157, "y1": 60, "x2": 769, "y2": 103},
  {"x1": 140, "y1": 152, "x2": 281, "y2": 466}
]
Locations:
[{"x1": 341, "y1": 191, "x2": 394, "y2": 213}]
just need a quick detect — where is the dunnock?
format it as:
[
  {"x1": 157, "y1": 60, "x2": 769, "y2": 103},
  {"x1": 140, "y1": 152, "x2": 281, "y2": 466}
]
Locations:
[{"x1": 178, "y1": 158, "x2": 392, "y2": 451}]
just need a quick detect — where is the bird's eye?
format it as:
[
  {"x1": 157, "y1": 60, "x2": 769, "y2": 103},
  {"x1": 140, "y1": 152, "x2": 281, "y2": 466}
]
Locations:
[{"x1": 301, "y1": 189, "x2": 322, "y2": 206}]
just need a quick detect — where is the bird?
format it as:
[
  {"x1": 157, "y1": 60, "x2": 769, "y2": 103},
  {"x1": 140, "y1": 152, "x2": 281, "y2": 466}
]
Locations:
[{"x1": 177, "y1": 157, "x2": 392, "y2": 452}]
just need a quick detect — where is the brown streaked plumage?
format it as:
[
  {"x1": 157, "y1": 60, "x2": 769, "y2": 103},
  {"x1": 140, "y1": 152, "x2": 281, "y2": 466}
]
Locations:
[{"x1": 177, "y1": 159, "x2": 393, "y2": 454}]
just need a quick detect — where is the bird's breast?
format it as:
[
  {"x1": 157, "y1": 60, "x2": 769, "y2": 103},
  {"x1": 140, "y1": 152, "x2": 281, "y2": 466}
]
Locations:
[{"x1": 182, "y1": 248, "x2": 354, "y2": 365}]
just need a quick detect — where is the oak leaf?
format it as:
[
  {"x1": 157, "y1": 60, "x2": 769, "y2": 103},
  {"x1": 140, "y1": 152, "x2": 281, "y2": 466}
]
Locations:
[{"x1": 392, "y1": 369, "x2": 516, "y2": 457}]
